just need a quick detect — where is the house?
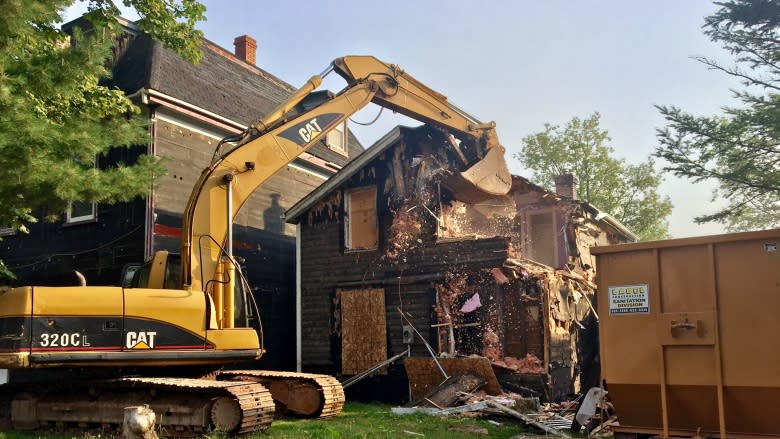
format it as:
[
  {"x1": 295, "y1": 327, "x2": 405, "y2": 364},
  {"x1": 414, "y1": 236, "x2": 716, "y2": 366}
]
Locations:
[
  {"x1": 0, "y1": 17, "x2": 362, "y2": 369},
  {"x1": 285, "y1": 124, "x2": 637, "y2": 402}
]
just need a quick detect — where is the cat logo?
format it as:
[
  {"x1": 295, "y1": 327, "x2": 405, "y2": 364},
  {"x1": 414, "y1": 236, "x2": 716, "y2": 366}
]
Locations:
[
  {"x1": 278, "y1": 113, "x2": 341, "y2": 147},
  {"x1": 298, "y1": 118, "x2": 323, "y2": 143},
  {"x1": 126, "y1": 331, "x2": 157, "y2": 349}
]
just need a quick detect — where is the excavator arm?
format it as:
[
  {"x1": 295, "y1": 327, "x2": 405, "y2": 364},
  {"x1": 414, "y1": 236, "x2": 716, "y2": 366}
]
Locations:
[{"x1": 180, "y1": 55, "x2": 511, "y2": 292}]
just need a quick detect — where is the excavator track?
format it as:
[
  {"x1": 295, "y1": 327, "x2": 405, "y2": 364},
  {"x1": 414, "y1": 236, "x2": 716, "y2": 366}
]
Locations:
[
  {"x1": 0, "y1": 377, "x2": 275, "y2": 436},
  {"x1": 218, "y1": 370, "x2": 345, "y2": 418}
]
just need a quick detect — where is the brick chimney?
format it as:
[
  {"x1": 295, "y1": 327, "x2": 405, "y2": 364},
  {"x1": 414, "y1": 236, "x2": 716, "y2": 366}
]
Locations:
[
  {"x1": 233, "y1": 35, "x2": 257, "y2": 65},
  {"x1": 554, "y1": 173, "x2": 578, "y2": 199}
]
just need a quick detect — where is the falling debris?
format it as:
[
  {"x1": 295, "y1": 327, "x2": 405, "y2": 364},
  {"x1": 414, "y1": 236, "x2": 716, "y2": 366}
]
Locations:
[{"x1": 460, "y1": 293, "x2": 482, "y2": 313}]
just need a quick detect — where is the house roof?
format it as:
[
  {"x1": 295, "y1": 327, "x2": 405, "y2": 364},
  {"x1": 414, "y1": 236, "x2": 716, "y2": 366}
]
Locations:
[
  {"x1": 285, "y1": 125, "x2": 413, "y2": 223},
  {"x1": 285, "y1": 124, "x2": 639, "y2": 242},
  {"x1": 64, "y1": 16, "x2": 362, "y2": 164}
]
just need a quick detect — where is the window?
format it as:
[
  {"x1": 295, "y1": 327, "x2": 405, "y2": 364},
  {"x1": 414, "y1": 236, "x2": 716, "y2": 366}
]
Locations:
[
  {"x1": 527, "y1": 211, "x2": 557, "y2": 267},
  {"x1": 65, "y1": 153, "x2": 99, "y2": 225},
  {"x1": 438, "y1": 196, "x2": 518, "y2": 241},
  {"x1": 66, "y1": 200, "x2": 97, "y2": 224},
  {"x1": 345, "y1": 187, "x2": 378, "y2": 250},
  {"x1": 327, "y1": 122, "x2": 348, "y2": 156}
]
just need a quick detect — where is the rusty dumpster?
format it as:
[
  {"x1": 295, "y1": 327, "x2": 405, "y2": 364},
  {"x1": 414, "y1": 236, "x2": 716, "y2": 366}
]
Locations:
[{"x1": 592, "y1": 228, "x2": 780, "y2": 438}]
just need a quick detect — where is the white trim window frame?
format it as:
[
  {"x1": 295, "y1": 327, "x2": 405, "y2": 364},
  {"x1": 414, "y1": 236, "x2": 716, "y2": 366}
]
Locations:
[
  {"x1": 66, "y1": 154, "x2": 99, "y2": 225},
  {"x1": 344, "y1": 187, "x2": 378, "y2": 251},
  {"x1": 66, "y1": 200, "x2": 97, "y2": 224},
  {"x1": 524, "y1": 209, "x2": 559, "y2": 268},
  {"x1": 326, "y1": 121, "x2": 348, "y2": 156}
]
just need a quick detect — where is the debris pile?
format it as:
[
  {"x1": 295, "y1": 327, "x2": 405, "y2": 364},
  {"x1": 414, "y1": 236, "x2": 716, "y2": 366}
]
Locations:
[
  {"x1": 493, "y1": 354, "x2": 545, "y2": 374},
  {"x1": 425, "y1": 260, "x2": 597, "y2": 401},
  {"x1": 397, "y1": 356, "x2": 620, "y2": 437},
  {"x1": 395, "y1": 361, "x2": 601, "y2": 438}
]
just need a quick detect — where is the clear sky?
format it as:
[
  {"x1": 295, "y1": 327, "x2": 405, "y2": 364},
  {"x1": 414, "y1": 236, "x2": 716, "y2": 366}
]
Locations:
[{"x1": 67, "y1": 1, "x2": 742, "y2": 238}]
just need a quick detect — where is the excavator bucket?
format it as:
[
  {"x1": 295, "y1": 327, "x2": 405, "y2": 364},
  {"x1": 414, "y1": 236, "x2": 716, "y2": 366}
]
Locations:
[{"x1": 441, "y1": 146, "x2": 512, "y2": 203}]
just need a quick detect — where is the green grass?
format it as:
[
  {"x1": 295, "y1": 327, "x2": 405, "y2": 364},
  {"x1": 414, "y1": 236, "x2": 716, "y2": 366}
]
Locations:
[
  {"x1": 0, "y1": 402, "x2": 538, "y2": 438},
  {"x1": 254, "y1": 402, "x2": 533, "y2": 439}
]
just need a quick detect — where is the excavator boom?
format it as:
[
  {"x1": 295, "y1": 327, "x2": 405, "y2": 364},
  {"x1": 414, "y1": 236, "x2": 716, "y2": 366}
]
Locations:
[{"x1": 181, "y1": 55, "x2": 511, "y2": 291}]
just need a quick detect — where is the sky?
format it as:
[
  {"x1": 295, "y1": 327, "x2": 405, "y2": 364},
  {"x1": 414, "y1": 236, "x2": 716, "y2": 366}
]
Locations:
[{"x1": 67, "y1": 1, "x2": 742, "y2": 238}]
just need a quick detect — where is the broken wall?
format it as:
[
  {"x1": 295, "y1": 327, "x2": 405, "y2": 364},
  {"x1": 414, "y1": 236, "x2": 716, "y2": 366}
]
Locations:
[{"x1": 427, "y1": 257, "x2": 596, "y2": 401}]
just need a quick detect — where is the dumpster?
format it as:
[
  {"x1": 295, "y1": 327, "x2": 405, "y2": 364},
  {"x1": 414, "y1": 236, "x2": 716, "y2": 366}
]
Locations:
[{"x1": 592, "y1": 228, "x2": 780, "y2": 438}]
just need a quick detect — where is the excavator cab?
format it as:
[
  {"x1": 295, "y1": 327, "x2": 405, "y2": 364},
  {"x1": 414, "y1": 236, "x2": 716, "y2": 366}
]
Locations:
[
  {"x1": 120, "y1": 251, "x2": 181, "y2": 290},
  {"x1": 119, "y1": 251, "x2": 181, "y2": 290},
  {"x1": 120, "y1": 250, "x2": 262, "y2": 335}
]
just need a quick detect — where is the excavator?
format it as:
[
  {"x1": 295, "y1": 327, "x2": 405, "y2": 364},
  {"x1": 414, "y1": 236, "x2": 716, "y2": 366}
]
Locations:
[{"x1": 0, "y1": 55, "x2": 511, "y2": 435}]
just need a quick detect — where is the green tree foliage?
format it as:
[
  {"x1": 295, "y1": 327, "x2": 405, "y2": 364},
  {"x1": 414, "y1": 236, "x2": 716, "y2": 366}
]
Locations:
[
  {"x1": 656, "y1": 0, "x2": 780, "y2": 231},
  {"x1": 0, "y1": 0, "x2": 205, "y2": 234},
  {"x1": 516, "y1": 113, "x2": 673, "y2": 241}
]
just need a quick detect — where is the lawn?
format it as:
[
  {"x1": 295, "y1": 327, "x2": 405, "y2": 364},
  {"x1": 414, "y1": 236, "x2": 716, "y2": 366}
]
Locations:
[
  {"x1": 0, "y1": 402, "x2": 537, "y2": 439},
  {"x1": 259, "y1": 402, "x2": 533, "y2": 438}
]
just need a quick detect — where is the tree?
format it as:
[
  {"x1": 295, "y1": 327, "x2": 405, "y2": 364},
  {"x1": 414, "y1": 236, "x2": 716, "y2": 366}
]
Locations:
[
  {"x1": 0, "y1": 0, "x2": 205, "y2": 236},
  {"x1": 516, "y1": 113, "x2": 673, "y2": 241},
  {"x1": 655, "y1": 0, "x2": 780, "y2": 231}
]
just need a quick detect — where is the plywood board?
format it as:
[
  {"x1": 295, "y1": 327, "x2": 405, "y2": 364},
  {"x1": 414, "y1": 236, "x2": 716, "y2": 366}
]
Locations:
[
  {"x1": 346, "y1": 187, "x2": 378, "y2": 249},
  {"x1": 340, "y1": 288, "x2": 387, "y2": 375},
  {"x1": 404, "y1": 357, "x2": 502, "y2": 399}
]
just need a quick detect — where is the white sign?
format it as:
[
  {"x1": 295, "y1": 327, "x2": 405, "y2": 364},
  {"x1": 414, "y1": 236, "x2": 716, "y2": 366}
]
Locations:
[{"x1": 608, "y1": 284, "x2": 649, "y2": 315}]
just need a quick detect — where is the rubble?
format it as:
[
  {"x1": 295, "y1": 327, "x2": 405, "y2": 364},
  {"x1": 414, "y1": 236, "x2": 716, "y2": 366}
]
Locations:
[
  {"x1": 493, "y1": 354, "x2": 545, "y2": 374},
  {"x1": 426, "y1": 260, "x2": 598, "y2": 400},
  {"x1": 399, "y1": 358, "x2": 600, "y2": 438},
  {"x1": 394, "y1": 387, "x2": 580, "y2": 437},
  {"x1": 412, "y1": 374, "x2": 486, "y2": 409}
]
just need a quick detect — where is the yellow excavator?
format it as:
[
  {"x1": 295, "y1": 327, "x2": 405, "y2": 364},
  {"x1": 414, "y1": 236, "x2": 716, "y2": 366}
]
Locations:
[{"x1": 0, "y1": 56, "x2": 511, "y2": 435}]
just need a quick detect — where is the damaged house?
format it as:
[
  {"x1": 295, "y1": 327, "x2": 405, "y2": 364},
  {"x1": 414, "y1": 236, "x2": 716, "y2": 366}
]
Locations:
[{"x1": 286, "y1": 124, "x2": 637, "y2": 402}]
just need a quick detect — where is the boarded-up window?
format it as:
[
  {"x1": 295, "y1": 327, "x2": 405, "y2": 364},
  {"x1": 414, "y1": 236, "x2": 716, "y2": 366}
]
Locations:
[
  {"x1": 339, "y1": 288, "x2": 387, "y2": 375},
  {"x1": 528, "y1": 211, "x2": 557, "y2": 267},
  {"x1": 345, "y1": 187, "x2": 378, "y2": 250}
]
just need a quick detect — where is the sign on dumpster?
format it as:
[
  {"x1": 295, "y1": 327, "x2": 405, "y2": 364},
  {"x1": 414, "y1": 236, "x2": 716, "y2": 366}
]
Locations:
[{"x1": 608, "y1": 284, "x2": 649, "y2": 315}]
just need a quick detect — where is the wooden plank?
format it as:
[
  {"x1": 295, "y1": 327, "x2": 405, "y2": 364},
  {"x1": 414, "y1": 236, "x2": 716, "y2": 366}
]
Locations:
[
  {"x1": 485, "y1": 400, "x2": 571, "y2": 438},
  {"x1": 404, "y1": 357, "x2": 502, "y2": 399},
  {"x1": 346, "y1": 187, "x2": 378, "y2": 249},
  {"x1": 340, "y1": 288, "x2": 387, "y2": 375},
  {"x1": 417, "y1": 374, "x2": 485, "y2": 408}
]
